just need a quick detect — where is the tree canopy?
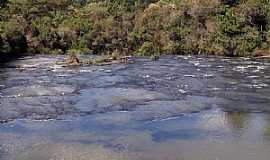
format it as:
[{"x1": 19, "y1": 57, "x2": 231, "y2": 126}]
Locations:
[{"x1": 1, "y1": 0, "x2": 270, "y2": 57}]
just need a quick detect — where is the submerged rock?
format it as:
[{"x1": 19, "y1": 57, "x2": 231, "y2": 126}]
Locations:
[
  {"x1": 131, "y1": 96, "x2": 221, "y2": 121},
  {"x1": 76, "y1": 88, "x2": 168, "y2": 113},
  {"x1": 0, "y1": 96, "x2": 76, "y2": 123},
  {"x1": 13, "y1": 143, "x2": 132, "y2": 160},
  {"x1": 2, "y1": 85, "x2": 76, "y2": 97}
]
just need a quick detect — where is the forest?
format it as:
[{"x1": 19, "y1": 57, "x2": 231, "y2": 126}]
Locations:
[{"x1": 1, "y1": 0, "x2": 270, "y2": 58}]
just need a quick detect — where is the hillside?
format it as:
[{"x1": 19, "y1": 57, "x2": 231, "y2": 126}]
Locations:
[{"x1": 1, "y1": 0, "x2": 270, "y2": 58}]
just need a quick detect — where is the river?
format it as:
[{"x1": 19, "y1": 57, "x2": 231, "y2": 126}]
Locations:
[{"x1": 0, "y1": 55, "x2": 270, "y2": 160}]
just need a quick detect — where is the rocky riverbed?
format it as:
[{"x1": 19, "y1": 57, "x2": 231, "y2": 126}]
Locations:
[{"x1": 0, "y1": 55, "x2": 270, "y2": 160}]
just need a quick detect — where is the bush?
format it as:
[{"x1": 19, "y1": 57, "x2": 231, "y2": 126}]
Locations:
[
  {"x1": 0, "y1": 19, "x2": 28, "y2": 54},
  {"x1": 133, "y1": 2, "x2": 176, "y2": 55}
]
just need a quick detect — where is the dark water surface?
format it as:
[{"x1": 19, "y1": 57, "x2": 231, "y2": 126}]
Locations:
[{"x1": 0, "y1": 55, "x2": 270, "y2": 160}]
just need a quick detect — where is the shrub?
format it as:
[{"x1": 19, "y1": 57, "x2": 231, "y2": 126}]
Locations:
[
  {"x1": 133, "y1": 2, "x2": 176, "y2": 55},
  {"x1": 0, "y1": 19, "x2": 28, "y2": 54}
]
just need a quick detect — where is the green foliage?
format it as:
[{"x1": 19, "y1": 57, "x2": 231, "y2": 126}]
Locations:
[
  {"x1": 0, "y1": 19, "x2": 28, "y2": 54},
  {"x1": 1, "y1": 0, "x2": 270, "y2": 58},
  {"x1": 217, "y1": 7, "x2": 245, "y2": 37},
  {"x1": 137, "y1": 41, "x2": 155, "y2": 56},
  {"x1": 215, "y1": 5, "x2": 266, "y2": 56},
  {"x1": 132, "y1": 3, "x2": 176, "y2": 55}
]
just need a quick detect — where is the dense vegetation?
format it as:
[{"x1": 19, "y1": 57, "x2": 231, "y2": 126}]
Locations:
[{"x1": 1, "y1": 0, "x2": 270, "y2": 58}]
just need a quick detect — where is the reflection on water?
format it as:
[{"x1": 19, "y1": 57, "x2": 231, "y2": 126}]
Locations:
[
  {"x1": 0, "y1": 55, "x2": 270, "y2": 160},
  {"x1": 264, "y1": 122, "x2": 270, "y2": 137},
  {"x1": 1, "y1": 110, "x2": 270, "y2": 160},
  {"x1": 226, "y1": 112, "x2": 250, "y2": 136}
]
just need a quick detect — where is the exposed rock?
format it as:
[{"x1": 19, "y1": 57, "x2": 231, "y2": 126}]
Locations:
[
  {"x1": 67, "y1": 54, "x2": 80, "y2": 66},
  {"x1": 254, "y1": 49, "x2": 270, "y2": 58}
]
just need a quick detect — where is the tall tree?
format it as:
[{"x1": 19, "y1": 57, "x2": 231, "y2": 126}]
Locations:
[{"x1": 0, "y1": 0, "x2": 8, "y2": 9}]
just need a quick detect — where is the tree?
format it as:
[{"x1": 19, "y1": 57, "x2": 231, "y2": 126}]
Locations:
[{"x1": 0, "y1": 0, "x2": 8, "y2": 9}]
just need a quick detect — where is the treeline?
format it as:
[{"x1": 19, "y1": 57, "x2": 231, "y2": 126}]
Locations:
[{"x1": 1, "y1": 0, "x2": 270, "y2": 57}]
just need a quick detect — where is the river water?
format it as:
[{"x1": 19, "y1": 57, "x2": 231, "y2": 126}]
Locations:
[{"x1": 0, "y1": 55, "x2": 270, "y2": 160}]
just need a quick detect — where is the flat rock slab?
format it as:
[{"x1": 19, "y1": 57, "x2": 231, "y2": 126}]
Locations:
[
  {"x1": 91, "y1": 96, "x2": 224, "y2": 122},
  {"x1": 0, "y1": 96, "x2": 76, "y2": 123},
  {"x1": 76, "y1": 88, "x2": 168, "y2": 113},
  {"x1": 2, "y1": 85, "x2": 76, "y2": 97},
  {"x1": 132, "y1": 96, "x2": 216, "y2": 121}
]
